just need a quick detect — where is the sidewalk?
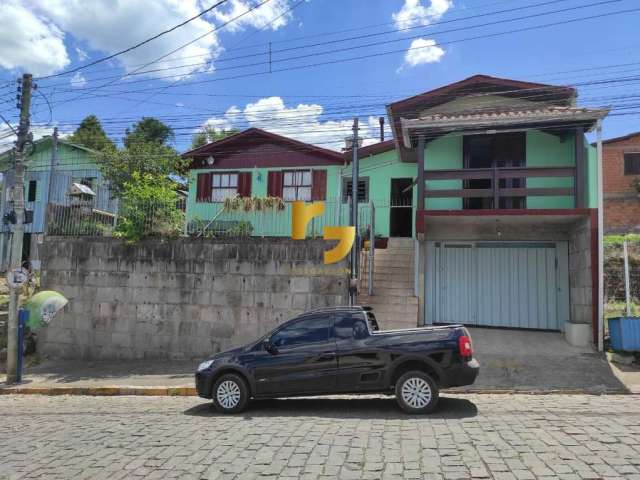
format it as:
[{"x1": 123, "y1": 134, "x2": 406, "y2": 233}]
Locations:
[
  {"x1": 2, "y1": 331, "x2": 639, "y2": 395},
  {"x1": 0, "y1": 359, "x2": 197, "y2": 395}
]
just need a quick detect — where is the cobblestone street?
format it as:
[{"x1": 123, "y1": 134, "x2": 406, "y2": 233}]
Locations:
[{"x1": 1, "y1": 394, "x2": 639, "y2": 479}]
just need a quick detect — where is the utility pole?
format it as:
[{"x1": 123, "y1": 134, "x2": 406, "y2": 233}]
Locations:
[
  {"x1": 349, "y1": 118, "x2": 359, "y2": 305},
  {"x1": 6, "y1": 73, "x2": 32, "y2": 384}
]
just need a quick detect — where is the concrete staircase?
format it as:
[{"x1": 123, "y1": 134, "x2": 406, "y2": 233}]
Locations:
[{"x1": 358, "y1": 237, "x2": 418, "y2": 330}]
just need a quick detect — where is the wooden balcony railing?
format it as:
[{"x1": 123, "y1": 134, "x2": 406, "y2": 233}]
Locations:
[{"x1": 424, "y1": 166, "x2": 577, "y2": 204}]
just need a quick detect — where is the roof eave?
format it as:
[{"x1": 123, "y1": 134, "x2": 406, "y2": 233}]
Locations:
[{"x1": 400, "y1": 108, "x2": 610, "y2": 148}]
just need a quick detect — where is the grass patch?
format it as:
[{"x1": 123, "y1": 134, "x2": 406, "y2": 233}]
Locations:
[{"x1": 604, "y1": 234, "x2": 640, "y2": 246}]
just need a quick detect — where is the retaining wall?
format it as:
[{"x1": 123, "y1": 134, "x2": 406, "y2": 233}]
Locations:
[{"x1": 39, "y1": 237, "x2": 348, "y2": 360}]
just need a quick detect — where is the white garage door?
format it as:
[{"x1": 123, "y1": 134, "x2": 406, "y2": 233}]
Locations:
[{"x1": 425, "y1": 242, "x2": 569, "y2": 330}]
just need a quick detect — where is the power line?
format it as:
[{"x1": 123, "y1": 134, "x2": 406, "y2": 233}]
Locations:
[
  {"x1": 36, "y1": 0, "x2": 620, "y2": 91},
  {"x1": 51, "y1": 0, "x2": 275, "y2": 110},
  {"x1": 35, "y1": 0, "x2": 232, "y2": 80},
  {"x1": 35, "y1": 0, "x2": 581, "y2": 88},
  {"x1": 41, "y1": 5, "x2": 640, "y2": 108}
]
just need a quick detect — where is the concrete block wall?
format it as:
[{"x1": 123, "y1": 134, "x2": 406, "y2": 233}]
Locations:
[
  {"x1": 38, "y1": 237, "x2": 348, "y2": 360},
  {"x1": 568, "y1": 216, "x2": 593, "y2": 326}
]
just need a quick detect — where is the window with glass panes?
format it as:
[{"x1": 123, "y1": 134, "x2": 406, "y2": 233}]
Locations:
[
  {"x1": 282, "y1": 170, "x2": 311, "y2": 201},
  {"x1": 212, "y1": 173, "x2": 238, "y2": 201}
]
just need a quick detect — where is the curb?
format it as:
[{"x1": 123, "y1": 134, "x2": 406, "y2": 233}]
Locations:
[
  {"x1": 0, "y1": 386, "x2": 197, "y2": 396},
  {"x1": 0, "y1": 386, "x2": 632, "y2": 396}
]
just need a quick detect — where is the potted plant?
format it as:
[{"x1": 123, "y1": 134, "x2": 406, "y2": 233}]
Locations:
[
  {"x1": 374, "y1": 235, "x2": 388, "y2": 249},
  {"x1": 633, "y1": 178, "x2": 640, "y2": 197}
]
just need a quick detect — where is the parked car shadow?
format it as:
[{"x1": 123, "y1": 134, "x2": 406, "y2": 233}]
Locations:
[{"x1": 183, "y1": 395, "x2": 478, "y2": 420}]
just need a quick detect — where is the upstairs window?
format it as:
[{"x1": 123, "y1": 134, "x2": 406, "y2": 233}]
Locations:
[
  {"x1": 212, "y1": 173, "x2": 238, "y2": 201},
  {"x1": 342, "y1": 177, "x2": 369, "y2": 203},
  {"x1": 624, "y1": 153, "x2": 640, "y2": 175},
  {"x1": 282, "y1": 170, "x2": 311, "y2": 201},
  {"x1": 27, "y1": 180, "x2": 37, "y2": 202}
]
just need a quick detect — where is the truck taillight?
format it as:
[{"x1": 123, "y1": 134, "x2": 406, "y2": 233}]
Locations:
[{"x1": 458, "y1": 335, "x2": 473, "y2": 358}]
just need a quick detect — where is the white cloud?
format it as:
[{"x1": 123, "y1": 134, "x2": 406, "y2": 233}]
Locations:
[
  {"x1": 0, "y1": 1, "x2": 69, "y2": 76},
  {"x1": 24, "y1": 0, "x2": 223, "y2": 81},
  {"x1": 400, "y1": 38, "x2": 445, "y2": 69},
  {"x1": 1, "y1": 1, "x2": 297, "y2": 81},
  {"x1": 0, "y1": 124, "x2": 71, "y2": 152},
  {"x1": 392, "y1": 0, "x2": 453, "y2": 29},
  {"x1": 75, "y1": 46, "x2": 88, "y2": 61},
  {"x1": 210, "y1": 0, "x2": 293, "y2": 32},
  {"x1": 70, "y1": 71, "x2": 86, "y2": 87},
  {"x1": 201, "y1": 97, "x2": 392, "y2": 150}
]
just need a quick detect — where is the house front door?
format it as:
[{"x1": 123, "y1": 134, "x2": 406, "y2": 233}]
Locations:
[{"x1": 390, "y1": 178, "x2": 413, "y2": 237}]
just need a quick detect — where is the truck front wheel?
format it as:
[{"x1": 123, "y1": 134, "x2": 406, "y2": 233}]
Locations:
[{"x1": 395, "y1": 371, "x2": 439, "y2": 414}]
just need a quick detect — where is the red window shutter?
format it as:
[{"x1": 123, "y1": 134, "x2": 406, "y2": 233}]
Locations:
[
  {"x1": 237, "y1": 172, "x2": 252, "y2": 197},
  {"x1": 196, "y1": 172, "x2": 212, "y2": 202},
  {"x1": 267, "y1": 171, "x2": 283, "y2": 197},
  {"x1": 311, "y1": 169, "x2": 327, "y2": 201}
]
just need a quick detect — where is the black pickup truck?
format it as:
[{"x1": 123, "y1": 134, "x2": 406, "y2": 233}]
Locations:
[{"x1": 195, "y1": 306, "x2": 479, "y2": 414}]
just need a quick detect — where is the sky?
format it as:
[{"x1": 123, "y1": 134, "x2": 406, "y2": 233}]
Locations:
[{"x1": 0, "y1": 0, "x2": 639, "y2": 153}]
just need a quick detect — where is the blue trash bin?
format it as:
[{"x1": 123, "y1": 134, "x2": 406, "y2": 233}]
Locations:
[{"x1": 609, "y1": 317, "x2": 640, "y2": 351}]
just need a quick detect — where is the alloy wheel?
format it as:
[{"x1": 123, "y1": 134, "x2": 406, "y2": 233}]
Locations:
[
  {"x1": 401, "y1": 377, "x2": 432, "y2": 409},
  {"x1": 216, "y1": 380, "x2": 241, "y2": 409}
]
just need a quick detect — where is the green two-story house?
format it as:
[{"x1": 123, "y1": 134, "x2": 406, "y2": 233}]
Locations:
[
  {"x1": 183, "y1": 75, "x2": 609, "y2": 348},
  {"x1": 347, "y1": 75, "x2": 608, "y2": 348}
]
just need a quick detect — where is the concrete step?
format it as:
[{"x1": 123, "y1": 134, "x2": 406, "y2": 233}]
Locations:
[
  {"x1": 387, "y1": 238, "x2": 415, "y2": 248},
  {"x1": 374, "y1": 249, "x2": 414, "y2": 258},
  {"x1": 369, "y1": 312, "x2": 419, "y2": 330},
  {"x1": 373, "y1": 273, "x2": 414, "y2": 283},
  {"x1": 373, "y1": 258, "x2": 414, "y2": 267},
  {"x1": 358, "y1": 294, "x2": 418, "y2": 306},
  {"x1": 373, "y1": 279, "x2": 414, "y2": 289},
  {"x1": 359, "y1": 285, "x2": 415, "y2": 297},
  {"x1": 358, "y1": 300, "x2": 419, "y2": 315},
  {"x1": 372, "y1": 266, "x2": 414, "y2": 276}
]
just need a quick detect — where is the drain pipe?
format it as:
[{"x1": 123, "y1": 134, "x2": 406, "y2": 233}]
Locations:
[{"x1": 596, "y1": 119, "x2": 604, "y2": 352}]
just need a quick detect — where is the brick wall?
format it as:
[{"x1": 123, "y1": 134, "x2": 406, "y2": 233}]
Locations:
[
  {"x1": 602, "y1": 133, "x2": 640, "y2": 233},
  {"x1": 38, "y1": 237, "x2": 348, "y2": 360}
]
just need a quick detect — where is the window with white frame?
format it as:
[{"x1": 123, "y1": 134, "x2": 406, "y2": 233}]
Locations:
[
  {"x1": 283, "y1": 170, "x2": 312, "y2": 201},
  {"x1": 212, "y1": 173, "x2": 238, "y2": 201}
]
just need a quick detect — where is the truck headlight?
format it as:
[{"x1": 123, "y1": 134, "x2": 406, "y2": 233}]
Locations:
[{"x1": 197, "y1": 359, "x2": 215, "y2": 372}]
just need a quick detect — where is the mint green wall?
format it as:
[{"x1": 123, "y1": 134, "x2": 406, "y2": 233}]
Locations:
[
  {"x1": 424, "y1": 136, "x2": 463, "y2": 210},
  {"x1": 525, "y1": 130, "x2": 575, "y2": 208},
  {"x1": 343, "y1": 148, "x2": 416, "y2": 238},
  {"x1": 186, "y1": 165, "x2": 342, "y2": 237},
  {"x1": 186, "y1": 130, "x2": 599, "y2": 238}
]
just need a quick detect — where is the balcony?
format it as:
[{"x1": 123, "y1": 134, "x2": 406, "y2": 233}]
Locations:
[{"x1": 423, "y1": 165, "x2": 580, "y2": 208}]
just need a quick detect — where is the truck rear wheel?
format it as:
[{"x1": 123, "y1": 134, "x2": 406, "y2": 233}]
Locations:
[{"x1": 395, "y1": 371, "x2": 439, "y2": 414}]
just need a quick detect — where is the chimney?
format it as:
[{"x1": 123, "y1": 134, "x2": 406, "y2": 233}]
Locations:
[
  {"x1": 343, "y1": 135, "x2": 363, "y2": 151},
  {"x1": 379, "y1": 116, "x2": 385, "y2": 142}
]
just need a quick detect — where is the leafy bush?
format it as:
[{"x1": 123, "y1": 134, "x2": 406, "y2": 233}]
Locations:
[{"x1": 114, "y1": 173, "x2": 184, "y2": 242}]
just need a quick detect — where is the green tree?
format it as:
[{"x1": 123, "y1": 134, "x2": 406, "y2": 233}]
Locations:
[
  {"x1": 115, "y1": 172, "x2": 184, "y2": 242},
  {"x1": 100, "y1": 141, "x2": 188, "y2": 195},
  {"x1": 124, "y1": 117, "x2": 174, "y2": 148},
  {"x1": 68, "y1": 115, "x2": 116, "y2": 152},
  {"x1": 190, "y1": 125, "x2": 240, "y2": 150}
]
